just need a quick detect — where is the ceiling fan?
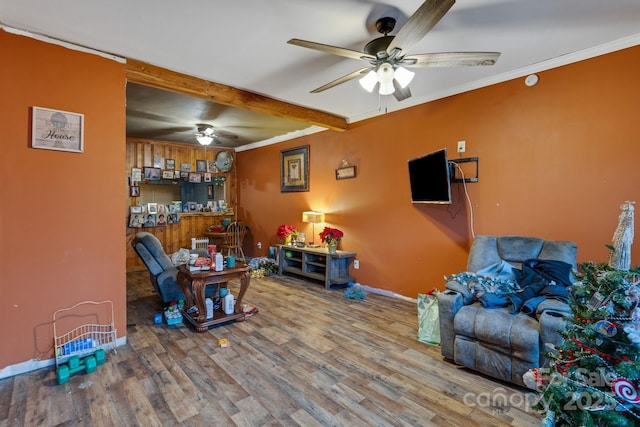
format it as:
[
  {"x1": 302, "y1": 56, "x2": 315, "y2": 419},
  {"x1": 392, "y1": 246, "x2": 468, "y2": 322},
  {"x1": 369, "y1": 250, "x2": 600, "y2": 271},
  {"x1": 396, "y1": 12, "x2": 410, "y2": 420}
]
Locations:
[
  {"x1": 288, "y1": 0, "x2": 500, "y2": 101},
  {"x1": 195, "y1": 124, "x2": 238, "y2": 146}
]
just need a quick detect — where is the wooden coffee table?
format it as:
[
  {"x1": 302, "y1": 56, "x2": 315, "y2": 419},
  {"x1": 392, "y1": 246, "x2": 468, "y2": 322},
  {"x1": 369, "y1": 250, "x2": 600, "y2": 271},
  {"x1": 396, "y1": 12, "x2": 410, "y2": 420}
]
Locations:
[{"x1": 176, "y1": 263, "x2": 250, "y2": 332}]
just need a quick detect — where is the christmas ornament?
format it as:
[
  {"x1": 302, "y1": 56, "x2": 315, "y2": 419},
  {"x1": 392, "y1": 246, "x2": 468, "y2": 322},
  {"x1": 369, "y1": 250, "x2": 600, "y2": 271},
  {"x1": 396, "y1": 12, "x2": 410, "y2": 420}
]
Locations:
[
  {"x1": 612, "y1": 378, "x2": 640, "y2": 403},
  {"x1": 595, "y1": 320, "x2": 617, "y2": 337}
]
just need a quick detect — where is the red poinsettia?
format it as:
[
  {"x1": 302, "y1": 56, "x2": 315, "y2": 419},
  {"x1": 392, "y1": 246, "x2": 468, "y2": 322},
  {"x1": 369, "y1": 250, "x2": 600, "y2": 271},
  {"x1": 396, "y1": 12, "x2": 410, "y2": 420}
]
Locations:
[
  {"x1": 319, "y1": 226, "x2": 344, "y2": 244},
  {"x1": 276, "y1": 224, "x2": 297, "y2": 240}
]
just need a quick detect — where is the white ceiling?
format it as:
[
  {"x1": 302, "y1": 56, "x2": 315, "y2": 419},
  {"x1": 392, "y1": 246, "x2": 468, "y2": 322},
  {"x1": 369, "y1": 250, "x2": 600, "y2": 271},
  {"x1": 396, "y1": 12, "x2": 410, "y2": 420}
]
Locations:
[{"x1": 2, "y1": 0, "x2": 639, "y2": 147}]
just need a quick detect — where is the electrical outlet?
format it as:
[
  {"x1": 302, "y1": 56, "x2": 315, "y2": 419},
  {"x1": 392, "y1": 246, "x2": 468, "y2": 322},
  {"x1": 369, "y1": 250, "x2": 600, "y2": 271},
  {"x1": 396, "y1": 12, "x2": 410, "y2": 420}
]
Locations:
[
  {"x1": 354, "y1": 259, "x2": 359, "y2": 269},
  {"x1": 257, "y1": 242, "x2": 262, "y2": 249},
  {"x1": 457, "y1": 140, "x2": 466, "y2": 153}
]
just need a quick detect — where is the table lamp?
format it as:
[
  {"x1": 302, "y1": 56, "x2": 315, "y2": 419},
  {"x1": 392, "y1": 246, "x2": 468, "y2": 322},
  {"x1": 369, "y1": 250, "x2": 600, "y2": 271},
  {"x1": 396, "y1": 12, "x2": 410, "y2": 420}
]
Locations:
[{"x1": 302, "y1": 211, "x2": 325, "y2": 247}]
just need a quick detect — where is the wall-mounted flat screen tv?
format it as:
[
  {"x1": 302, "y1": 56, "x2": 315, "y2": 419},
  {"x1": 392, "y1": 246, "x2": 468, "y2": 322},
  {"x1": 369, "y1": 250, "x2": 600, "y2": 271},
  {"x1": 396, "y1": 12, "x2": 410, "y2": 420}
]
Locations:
[{"x1": 408, "y1": 148, "x2": 452, "y2": 204}]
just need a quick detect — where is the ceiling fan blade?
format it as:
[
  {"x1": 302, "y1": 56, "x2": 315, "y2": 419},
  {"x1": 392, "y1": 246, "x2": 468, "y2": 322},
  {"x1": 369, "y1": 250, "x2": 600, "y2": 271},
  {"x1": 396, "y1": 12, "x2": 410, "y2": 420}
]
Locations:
[
  {"x1": 405, "y1": 52, "x2": 500, "y2": 67},
  {"x1": 288, "y1": 39, "x2": 375, "y2": 61},
  {"x1": 310, "y1": 67, "x2": 372, "y2": 93},
  {"x1": 386, "y1": 0, "x2": 455, "y2": 57},
  {"x1": 392, "y1": 81, "x2": 412, "y2": 102}
]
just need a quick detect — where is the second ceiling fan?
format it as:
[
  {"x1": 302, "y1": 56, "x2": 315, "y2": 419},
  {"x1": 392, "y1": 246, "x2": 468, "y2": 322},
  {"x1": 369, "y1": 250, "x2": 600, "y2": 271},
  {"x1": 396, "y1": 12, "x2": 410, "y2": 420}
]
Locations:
[{"x1": 288, "y1": 0, "x2": 500, "y2": 101}]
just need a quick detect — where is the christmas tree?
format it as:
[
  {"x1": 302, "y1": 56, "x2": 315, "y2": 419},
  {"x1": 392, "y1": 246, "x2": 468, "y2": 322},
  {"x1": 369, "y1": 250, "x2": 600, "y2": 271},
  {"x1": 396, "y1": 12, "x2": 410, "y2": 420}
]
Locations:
[
  {"x1": 529, "y1": 202, "x2": 638, "y2": 426},
  {"x1": 530, "y1": 262, "x2": 640, "y2": 426}
]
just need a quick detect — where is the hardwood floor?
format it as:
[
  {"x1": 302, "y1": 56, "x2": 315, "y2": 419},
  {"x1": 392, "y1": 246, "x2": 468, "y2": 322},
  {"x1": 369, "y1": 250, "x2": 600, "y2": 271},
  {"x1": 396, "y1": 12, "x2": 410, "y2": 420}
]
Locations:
[{"x1": 0, "y1": 271, "x2": 543, "y2": 426}]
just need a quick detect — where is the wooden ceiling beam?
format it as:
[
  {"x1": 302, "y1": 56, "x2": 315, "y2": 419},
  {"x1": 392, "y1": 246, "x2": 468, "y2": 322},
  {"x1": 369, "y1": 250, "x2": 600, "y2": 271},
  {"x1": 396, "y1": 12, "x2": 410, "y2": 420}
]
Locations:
[{"x1": 126, "y1": 59, "x2": 348, "y2": 132}]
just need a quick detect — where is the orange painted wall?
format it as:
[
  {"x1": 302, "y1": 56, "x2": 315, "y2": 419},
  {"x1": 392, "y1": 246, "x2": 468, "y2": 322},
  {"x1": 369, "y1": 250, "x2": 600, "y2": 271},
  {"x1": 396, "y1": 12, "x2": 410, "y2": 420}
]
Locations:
[
  {"x1": 238, "y1": 45, "x2": 640, "y2": 298},
  {"x1": 0, "y1": 30, "x2": 127, "y2": 370}
]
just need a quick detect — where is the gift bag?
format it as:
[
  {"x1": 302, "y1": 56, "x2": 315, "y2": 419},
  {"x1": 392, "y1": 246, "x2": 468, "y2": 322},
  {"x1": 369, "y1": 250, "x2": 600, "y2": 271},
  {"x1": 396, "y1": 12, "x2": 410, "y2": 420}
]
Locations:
[{"x1": 417, "y1": 292, "x2": 440, "y2": 345}]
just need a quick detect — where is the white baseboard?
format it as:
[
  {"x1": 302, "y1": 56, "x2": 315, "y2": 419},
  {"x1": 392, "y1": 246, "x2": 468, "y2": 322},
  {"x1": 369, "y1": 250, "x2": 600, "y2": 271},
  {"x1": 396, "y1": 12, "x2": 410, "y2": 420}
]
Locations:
[{"x1": 0, "y1": 336, "x2": 127, "y2": 380}]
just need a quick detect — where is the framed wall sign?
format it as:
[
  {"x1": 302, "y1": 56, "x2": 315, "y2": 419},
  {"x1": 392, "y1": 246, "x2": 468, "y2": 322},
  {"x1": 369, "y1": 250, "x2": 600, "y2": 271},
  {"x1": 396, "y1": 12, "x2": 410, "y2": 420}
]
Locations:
[
  {"x1": 281, "y1": 145, "x2": 309, "y2": 192},
  {"x1": 31, "y1": 106, "x2": 84, "y2": 153},
  {"x1": 336, "y1": 165, "x2": 356, "y2": 180}
]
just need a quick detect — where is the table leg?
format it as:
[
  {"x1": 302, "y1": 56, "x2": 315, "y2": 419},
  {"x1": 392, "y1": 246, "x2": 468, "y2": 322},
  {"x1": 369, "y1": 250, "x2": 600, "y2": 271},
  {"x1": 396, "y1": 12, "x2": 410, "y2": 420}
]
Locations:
[
  {"x1": 234, "y1": 270, "x2": 250, "y2": 314},
  {"x1": 192, "y1": 278, "x2": 207, "y2": 324}
]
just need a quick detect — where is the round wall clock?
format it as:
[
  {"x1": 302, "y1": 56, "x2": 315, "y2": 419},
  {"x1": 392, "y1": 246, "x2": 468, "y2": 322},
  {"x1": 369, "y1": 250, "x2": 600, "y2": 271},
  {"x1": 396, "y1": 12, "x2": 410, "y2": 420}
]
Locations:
[{"x1": 215, "y1": 150, "x2": 234, "y2": 172}]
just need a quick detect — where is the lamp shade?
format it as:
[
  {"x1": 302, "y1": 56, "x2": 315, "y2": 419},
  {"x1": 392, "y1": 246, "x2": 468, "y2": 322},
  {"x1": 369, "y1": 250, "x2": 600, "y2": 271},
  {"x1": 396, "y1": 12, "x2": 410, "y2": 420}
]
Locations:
[
  {"x1": 302, "y1": 211, "x2": 325, "y2": 224},
  {"x1": 358, "y1": 70, "x2": 378, "y2": 93},
  {"x1": 196, "y1": 135, "x2": 213, "y2": 145},
  {"x1": 394, "y1": 66, "x2": 415, "y2": 88}
]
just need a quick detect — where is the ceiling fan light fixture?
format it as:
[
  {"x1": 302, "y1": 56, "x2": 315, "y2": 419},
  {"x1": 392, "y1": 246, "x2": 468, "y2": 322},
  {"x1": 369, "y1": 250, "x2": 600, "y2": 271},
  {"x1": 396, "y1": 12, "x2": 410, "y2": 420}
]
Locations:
[
  {"x1": 359, "y1": 70, "x2": 378, "y2": 92},
  {"x1": 378, "y1": 81, "x2": 395, "y2": 95},
  {"x1": 394, "y1": 66, "x2": 415, "y2": 89},
  {"x1": 196, "y1": 134, "x2": 214, "y2": 145}
]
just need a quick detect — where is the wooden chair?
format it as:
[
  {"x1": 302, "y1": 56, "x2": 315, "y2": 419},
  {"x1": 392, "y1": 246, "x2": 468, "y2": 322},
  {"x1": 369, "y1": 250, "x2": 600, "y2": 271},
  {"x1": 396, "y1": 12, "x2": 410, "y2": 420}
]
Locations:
[{"x1": 220, "y1": 221, "x2": 248, "y2": 264}]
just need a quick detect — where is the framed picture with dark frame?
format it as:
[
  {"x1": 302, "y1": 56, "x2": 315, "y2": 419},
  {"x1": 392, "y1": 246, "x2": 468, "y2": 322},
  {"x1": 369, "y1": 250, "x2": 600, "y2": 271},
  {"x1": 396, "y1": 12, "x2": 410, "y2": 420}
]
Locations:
[
  {"x1": 281, "y1": 145, "x2": 309, "y2": 192},
  {"x1": 130, "y1": 185, "x2": 140, "y2": 197},
  {"x1": 165, "y1": 159, "x2": 175, "y2": 170},
  {"x1": 144, "y1": 167, "x2": 161, "y2": 180},
  {"x1": 162, "y1": 170, "x2": 174, "y2": 179},
  {"x1": 335, "y1": 165, "x2": 357, "y2": 180},
  {"x1": 196, "y1": 159, "x2": 207, "y2": 172}
]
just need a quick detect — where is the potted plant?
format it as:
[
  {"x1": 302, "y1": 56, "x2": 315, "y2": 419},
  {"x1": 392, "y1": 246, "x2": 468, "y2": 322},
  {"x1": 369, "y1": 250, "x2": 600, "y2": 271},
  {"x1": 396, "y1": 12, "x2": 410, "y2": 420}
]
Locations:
[
  {"x1": 319, "y1": 226, "x2": 343, "y2": 253},
  {"x1": 276, "y1": 224, "x2": 298, "y2": 245}
]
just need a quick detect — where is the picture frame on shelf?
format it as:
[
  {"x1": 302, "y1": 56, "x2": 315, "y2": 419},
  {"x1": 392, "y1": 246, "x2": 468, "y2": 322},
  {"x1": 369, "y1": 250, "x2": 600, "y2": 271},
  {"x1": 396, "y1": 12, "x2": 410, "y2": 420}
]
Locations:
[
  {"x1": 188, "y1": 202, "x2": 197, "y2": 212},
  {"x1": 180, "y1": 171, "x2": 189, "y2": 179},
  {"x1": 131, "y1": 168, "x2": 142, "y2": 183},
  {"x1": 143, "y1": 214, "x2": 156, "y2": 227},
  {"x1": 281, "y1": 145, "x2": 309, "y2": 192},
  {"x1": 204, "y1": 173, "x2": 212, "y2": 182},
  {"x1": 144, "y1": 167, "x2": 161, "y2": 180},
  {"x1": 181, "y1": 162, "x2": 192, "y2": 172},
  {"x1": 129, "y1": 213, "x2": 144, "y2": 228},
  {"x1": 31, "y1": 106, "x2": 84, "y2": 153},
  {"x1": 147, "y1": 203, "x2": 158, "y2": 214},
  {"x1": 174, "y1": 170, "x2": 181, "y2": 179},
  {"x1": 335, "y1": 165, "x2": 357, "y2": 180},
  {"x1": 196, "y1": 159, "x2": 207, "y2": 172},
  {"x1": 130, "y1": 185, "x2": 140, "y2": 197},
  {"x1": 165, "y1": 159, "x2": 175, "y2": 170},
  {"x1": 130, "y1": 205, "x2": 144, "y2": 214},
  {"x1": 188, "y1": 172, "x2": 202, "y2": 183},
  {"x1": 162, "y1": 170, "x2": 174, "y2": 179}
]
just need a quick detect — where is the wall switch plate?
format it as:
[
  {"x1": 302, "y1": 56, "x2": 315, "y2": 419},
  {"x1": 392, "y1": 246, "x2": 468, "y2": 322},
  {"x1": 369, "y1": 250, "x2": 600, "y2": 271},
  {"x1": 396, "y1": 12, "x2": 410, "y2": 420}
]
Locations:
[
  {"x1": 457, "y1": 140, "x2": 466, "y2": 153},
  {"x1": 353, "y1": 260, "x2": 359, "y2": 269}
]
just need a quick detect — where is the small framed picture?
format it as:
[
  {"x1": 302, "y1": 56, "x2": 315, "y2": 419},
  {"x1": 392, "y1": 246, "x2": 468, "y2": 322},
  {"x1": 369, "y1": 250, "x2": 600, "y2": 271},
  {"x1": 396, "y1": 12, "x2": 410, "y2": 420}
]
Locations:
[
  {"x1": 335, "y1": 165, "x2": 357, "y2": 180},
  {"x1": 157, "y1": 204, "x2": 166, "y2": 214},
  {"x1": 180, "y1": 171, "x2": 189, "y2": 179},
  {"x1": 207, "y1": 160, "x2": 218, "y2": 173},
  {"x1": 181, "y1": 162, "x2": 192, "y2": 172},
  {"x1": 174, "y1": 170, "x2": 181, "y2": 179},
  {"x1": 147, "y1": 203, "x2": 158, "y2": 214},
  {"x1": 31, "y1": 106, "x2": 84, "y2": 153},
  {"x1": 130, "y1": 205, "x2": 143, "y2": 214},
  {"x1": 144, "y1": 167, "x2": 161, "y2": 180},
  {"x1": 188, "y1": 202, "x2": 197, "y2": 211},
  {"x1": 162, "y1": 170, "x2": 174, "y2": 179},
  {"x1": 196, "y1": 159, "x2": 207, "y2": 172},
  {"x1": 131, "y1": 168, "x2": 142, "y2": 183},
  {"x1": 208, "y1": 185, "x2": 214, "y2": 199},
  {"x1": 129, "y1": 213, "x2": 144, "y2": 228},
  {"x1": 143, "y1": 214, "x2": 156, "y2": 227},
  {"x1": 155, "y1": 213, "x2": 168, "y2": 226},
  {"x1": 165, "y1": 159, "x2": 175, "y2": 170},
  {"x1": 204, "y1": 173, "x2": 212, "y2": 182},
  {"x1": 189, "y1": 172, "x2": 202, "y2": 183},
  {"x1": 130, "y1": 186, "x2": 140, "y2": 197}
]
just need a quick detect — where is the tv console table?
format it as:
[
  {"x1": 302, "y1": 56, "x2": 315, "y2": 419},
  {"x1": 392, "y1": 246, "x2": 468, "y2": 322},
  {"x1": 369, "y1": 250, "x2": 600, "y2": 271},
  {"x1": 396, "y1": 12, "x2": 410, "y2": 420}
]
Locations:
[{"x1": 277, "y1": 245, "x2": 356, "y2": 289}]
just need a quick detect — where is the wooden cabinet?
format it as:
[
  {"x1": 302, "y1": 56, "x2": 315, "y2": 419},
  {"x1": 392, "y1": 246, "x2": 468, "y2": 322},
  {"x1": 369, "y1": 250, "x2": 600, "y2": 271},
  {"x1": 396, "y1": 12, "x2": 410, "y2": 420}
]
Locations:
[{"x1": 278, "y1": 245, "x2": 356, "y2": 289}]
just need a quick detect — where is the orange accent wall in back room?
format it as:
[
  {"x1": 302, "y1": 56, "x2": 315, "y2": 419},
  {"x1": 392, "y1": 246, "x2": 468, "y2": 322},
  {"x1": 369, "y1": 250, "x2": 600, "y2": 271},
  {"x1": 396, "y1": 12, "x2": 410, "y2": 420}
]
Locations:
[
  {"x1": 237, "y1": 45, "x2": 640, "y2": 298},
  {"x1": 0, "y1": 30, "x2": 126, "y2": 370}
]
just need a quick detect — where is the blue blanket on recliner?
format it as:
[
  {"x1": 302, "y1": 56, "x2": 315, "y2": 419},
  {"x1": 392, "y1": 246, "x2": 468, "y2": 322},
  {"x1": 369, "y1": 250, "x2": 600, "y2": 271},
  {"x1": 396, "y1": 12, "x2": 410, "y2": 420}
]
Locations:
[{"x1": 478, "y1": 258, "x2": 572, "y2": 315}]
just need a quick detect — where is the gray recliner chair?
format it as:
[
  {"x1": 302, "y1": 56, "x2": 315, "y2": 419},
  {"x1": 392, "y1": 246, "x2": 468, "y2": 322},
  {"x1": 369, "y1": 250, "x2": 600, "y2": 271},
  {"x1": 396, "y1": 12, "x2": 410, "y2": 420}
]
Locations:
[
  {"x1": 132, "y1": 232, "x2": 187, "y2": 303},
  {"x1": 438, "y1": 235, "x2": 577, "y2": 387}
]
